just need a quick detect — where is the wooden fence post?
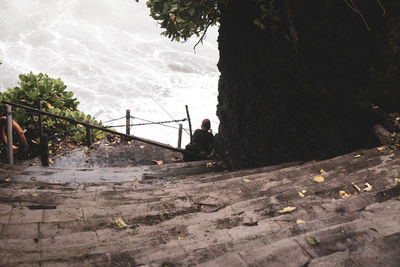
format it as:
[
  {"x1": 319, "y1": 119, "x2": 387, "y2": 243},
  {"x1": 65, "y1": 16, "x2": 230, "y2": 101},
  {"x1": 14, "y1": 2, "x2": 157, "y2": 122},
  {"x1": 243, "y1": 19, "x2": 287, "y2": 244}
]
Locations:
[
  {"x1": 6, "y1": 104, "x2": 13, "y2": 165},
  {"x1": 38, "y1": 100, "x2": 43, "y2": 136},
  {"x1": 185, "y1": 105, "x2": 193, "y2": 144},
  {"x1": 126, "y1": 109, "x2": 131, "y2": 135},
  {"x1": 40, "y1": 134, "x2": 49, "y2": 167},
  {"x1": 177, "y1": 124, "x2": 183, "y2": 148},
  {"x1": 86, "y1": 126, "x2": 92, "y2": 147}
]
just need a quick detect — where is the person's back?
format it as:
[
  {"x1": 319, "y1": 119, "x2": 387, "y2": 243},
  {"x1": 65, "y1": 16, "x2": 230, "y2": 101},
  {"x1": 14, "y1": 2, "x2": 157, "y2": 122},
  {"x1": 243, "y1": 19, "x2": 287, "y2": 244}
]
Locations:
[
  {"x1": 184, "y1": 119, "x2": 213, "y2": 161},
  {"x1": 193, "y1": 128, "x2": 213, "y2": 155}
]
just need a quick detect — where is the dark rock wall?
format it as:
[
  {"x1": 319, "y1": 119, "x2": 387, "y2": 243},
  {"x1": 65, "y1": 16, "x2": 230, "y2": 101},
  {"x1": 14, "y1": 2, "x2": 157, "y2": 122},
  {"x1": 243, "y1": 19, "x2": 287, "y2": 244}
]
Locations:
[{"x1": 216, "y1": 0, "x2": 399, "y2": 169}]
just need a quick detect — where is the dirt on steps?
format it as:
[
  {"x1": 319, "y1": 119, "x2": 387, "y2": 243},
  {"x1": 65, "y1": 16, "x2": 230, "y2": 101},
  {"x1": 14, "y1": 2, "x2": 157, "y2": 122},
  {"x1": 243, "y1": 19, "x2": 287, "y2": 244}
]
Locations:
[{"x1": 25, "y1": 134, "x2": 185, "y2": 168}]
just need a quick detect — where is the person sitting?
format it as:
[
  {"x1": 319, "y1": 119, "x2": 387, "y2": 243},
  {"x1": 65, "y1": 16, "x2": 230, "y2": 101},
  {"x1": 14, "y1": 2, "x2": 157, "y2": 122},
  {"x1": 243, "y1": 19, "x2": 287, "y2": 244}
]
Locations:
[{"x1": 184, "y1": 119, "x2": 214, "y2": 161}]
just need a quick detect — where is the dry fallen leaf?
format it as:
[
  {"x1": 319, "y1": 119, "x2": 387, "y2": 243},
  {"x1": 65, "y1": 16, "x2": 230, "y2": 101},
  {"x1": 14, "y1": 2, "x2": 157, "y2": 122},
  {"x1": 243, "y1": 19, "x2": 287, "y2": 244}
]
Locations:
[
  {"x1": 377, "y1": 146, "x2": 385, "y2": 151},
  {"x1": 352, "y1": 183, "x2": 361, "y2": 192},
  {"x1": 32, "y1": 193, "x2": 38, "y2": 197},
  {"x1": 354, "y1": 154, "x2": 361, "y2": 158},
  {"x1": 363, "y1": 183, "x2": 373, "y2": 192},
  {"x1": 206, "y1": 162, "x2": 214, "y2": 168},
  {"x1": 320, "y1": 169, "x2": 326, "y2": 175},
  {"x1": 243, "y1": 178, "x2": 250, "y2": 183},
  {"x1": 313, "y1": 176, "x2": 325, "y2": 183},
  {"x1": 306, "y1": 237, "x2": 320, "y2": 246},
  {"x1": 130, "y1": 178, "x2": 137, "y2": 182},
  {"x1": 115, "y1": 218, "x2": 128, "y2": 228},
  {"x1": 31, "y1": 177, "x2": 36, "y2": 181},
  {"x1": 49, "y1": 159, "x2": 55, "y2": 164},
  {"x1": 301, "y1": 189, "x2": 307, "y2": 194},
  {"x1": 151, "y1": 160, "x2": 164, "y2": 165},
  {"x1": 396, "y1": 117, "x2": 400, "y2": 121},
  {"x1": 177, "y1": 235, "x2": 184, "y2": 240},
  {"x1": 352, "y1": 182, "x2": 361, "y2": 192},
  {"x1": 140, "y1": 145, "x2": 146, "y2": 149},
  {"x1": 394, "y1": 178, "x2": 400, "y2": 184},
  {"x1": 277, "y1": 206, "x2": 297, "y2": 214},
  {"x1": 298, "y1": 191, "x2": 305, "y2": 198},
  {"x1": 339, "y1": 190, "x2": 351, "y2": 199},
  {"x1": 296, "y1": 219, "x2": 305, "y2": 224},
  {"x1": 237, "y1": 190, "x2": 242, "y2": 195}
]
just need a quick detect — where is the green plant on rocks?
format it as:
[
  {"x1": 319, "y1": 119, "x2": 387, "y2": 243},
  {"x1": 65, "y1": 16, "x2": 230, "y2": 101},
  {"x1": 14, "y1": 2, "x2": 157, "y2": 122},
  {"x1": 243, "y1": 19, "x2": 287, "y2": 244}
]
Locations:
[{"x1": 0, "y1": 72, "x2": 106, "y2": 159}]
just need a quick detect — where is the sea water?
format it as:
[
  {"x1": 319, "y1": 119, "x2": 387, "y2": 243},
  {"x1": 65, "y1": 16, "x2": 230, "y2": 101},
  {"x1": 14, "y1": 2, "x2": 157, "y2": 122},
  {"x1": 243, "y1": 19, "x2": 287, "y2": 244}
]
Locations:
[{"x1": 0, "y1": 0, "x2": 219, "y2": 146}]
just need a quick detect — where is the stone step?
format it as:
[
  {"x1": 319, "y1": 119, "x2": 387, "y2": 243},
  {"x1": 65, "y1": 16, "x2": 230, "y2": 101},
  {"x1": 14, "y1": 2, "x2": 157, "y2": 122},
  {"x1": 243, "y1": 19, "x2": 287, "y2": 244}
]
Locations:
[{"x1": 0, "y1": 147, "x2": 399, "y2": 266}]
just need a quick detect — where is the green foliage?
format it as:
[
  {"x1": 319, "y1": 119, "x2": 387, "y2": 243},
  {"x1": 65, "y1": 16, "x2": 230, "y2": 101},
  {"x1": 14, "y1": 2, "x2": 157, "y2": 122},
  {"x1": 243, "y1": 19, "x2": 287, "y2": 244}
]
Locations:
[
  {"x1": 144, "y1": 0, "x2": 285, "y2": 42},
  {"x1": 146, "y1": 0, "x2": 221, "y2": 41},
  {"x1": 2, "y1": 72, "x2": 79, "y2": 109},
  {"x1": 0, "y1": 72, "x2": 106, "y2": 158}
]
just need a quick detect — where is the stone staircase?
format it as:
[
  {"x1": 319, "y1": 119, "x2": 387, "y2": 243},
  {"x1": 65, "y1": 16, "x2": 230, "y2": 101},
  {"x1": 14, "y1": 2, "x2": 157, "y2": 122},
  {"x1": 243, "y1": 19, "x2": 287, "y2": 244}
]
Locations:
[{"x1": 0, "y1": 146, "x2": 399, "y2": 266}]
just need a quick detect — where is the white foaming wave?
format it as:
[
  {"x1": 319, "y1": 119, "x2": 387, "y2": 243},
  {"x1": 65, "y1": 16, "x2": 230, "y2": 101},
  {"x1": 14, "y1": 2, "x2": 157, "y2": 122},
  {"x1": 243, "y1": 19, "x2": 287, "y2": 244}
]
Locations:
[{"x1": 0, "y1": 0, "x2": 220, "y2": 145}]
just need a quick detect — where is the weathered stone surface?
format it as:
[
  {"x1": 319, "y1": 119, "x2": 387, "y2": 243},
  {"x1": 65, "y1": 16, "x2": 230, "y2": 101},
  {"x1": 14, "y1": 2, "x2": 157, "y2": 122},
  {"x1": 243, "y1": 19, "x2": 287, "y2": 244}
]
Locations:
[{"x1": 0, "y1": 147, "x2": 399, "y2": 266}]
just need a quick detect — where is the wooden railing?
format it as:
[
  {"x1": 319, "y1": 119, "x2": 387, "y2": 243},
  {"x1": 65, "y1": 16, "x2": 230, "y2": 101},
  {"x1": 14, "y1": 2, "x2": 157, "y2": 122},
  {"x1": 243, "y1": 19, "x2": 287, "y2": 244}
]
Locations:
[{"x1": 1, "y1": 100, "x2": 199, "y2": 166}]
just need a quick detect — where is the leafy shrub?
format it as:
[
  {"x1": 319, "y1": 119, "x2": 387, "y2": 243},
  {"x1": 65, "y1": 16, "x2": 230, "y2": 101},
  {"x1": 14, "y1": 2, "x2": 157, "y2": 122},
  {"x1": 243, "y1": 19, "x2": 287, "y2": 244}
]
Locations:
[{"x1": 0, "y1": 72, "x2": 107, "y2": 159}]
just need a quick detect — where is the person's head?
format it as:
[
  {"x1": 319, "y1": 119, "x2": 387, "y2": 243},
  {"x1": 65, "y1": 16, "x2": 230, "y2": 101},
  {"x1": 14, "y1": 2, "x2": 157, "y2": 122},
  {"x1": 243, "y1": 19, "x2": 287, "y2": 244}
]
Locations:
[{"x1": 201, "y1": 119, "x2": 211, "y2": 131}]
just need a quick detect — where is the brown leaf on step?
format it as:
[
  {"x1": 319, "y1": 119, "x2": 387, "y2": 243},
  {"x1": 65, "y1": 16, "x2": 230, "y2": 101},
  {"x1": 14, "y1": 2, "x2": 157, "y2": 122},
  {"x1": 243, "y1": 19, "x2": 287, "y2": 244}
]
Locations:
[
  {"x1": 151, "y1": 160, "x2": 163, "y2": 165},
  {"x1": 352, "y1": 182, "x2": 361, "y2": 192},
  {"x1": 363, "y1": 183, "x2": 373, "y2": 192},
  {"x1": 243, "y1": 178, "x2": 250, "y2": 183},
  {"x1": 339, "y1": 190, "x2": 351, "y2": 199},
  {"x1": 306, "y1": 237, "x2": 320, "y2": 246},
  {"x1": 313, "y1": 176, "x2": 324, "y2": 183},
  {"x1": 354, "y1": 154, "x2": 361, "y2": 158},
  {"x1": 377, "y1": 146, "x2": 385, "y2": 151},
  {"x1": 277, "y1": 206, "x2": 296, "y2": 214},
  {"x1": 296, "y1": 219, "x2": 305, "y2": 224},
  {"x1": 319, "y1": 169, "x2": 326, "y2": 175},
  {"x1": 298, "y1": 191, "x2": 305, "y2": 198},
  {"x1": 206, "y1": 162, "x2": 215, "y2": 168},
  {"x1": 115, "y1": 218, "x2": 128, "y2": 228}
]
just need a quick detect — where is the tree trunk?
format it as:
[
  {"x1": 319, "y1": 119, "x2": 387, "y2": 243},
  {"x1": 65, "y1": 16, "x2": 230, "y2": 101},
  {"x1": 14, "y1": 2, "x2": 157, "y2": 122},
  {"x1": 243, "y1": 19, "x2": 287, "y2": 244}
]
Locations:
[{"x1": 215, "y1": 0, "x2": 398, "y2": 169}]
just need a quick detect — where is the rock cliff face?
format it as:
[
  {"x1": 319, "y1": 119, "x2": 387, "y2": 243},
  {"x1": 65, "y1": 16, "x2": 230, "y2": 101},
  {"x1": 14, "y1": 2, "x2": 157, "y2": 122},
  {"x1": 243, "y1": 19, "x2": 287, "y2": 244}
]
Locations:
[{"x1": 215, "y1": 0, "x2": 400, "y2": 169}]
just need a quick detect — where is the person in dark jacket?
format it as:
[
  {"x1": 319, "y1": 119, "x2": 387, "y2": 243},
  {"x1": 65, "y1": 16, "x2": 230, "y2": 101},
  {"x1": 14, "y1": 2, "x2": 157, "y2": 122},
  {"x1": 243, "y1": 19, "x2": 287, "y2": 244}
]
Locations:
[{"x1": 184, "y1": 119, "x2": 214, "y2": 161}]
